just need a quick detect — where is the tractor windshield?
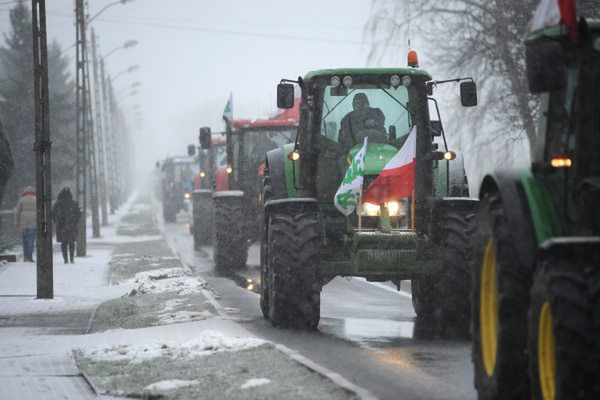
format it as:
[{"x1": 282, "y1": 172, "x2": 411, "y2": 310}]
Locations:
[
  {"x1": 213, "y1": 144, "x2": 227, "y2": 169},
  {"x1": 320, "y1": 85, "x2": 410, "y2": 153},
  {"x1": 239, "y1": 128, "x2": 296, "y2": 167}
]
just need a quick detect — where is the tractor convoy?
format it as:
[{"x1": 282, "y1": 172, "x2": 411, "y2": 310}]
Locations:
[{"x1": 158, "y1": 2, "x2": 598, "y2": 398}]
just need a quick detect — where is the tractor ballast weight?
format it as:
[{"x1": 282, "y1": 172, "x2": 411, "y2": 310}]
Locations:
[
  {"x1": 470, "y1": 17, "x2": 600, "y2": 400},
  {"x1": 211, "y1": 110, "x2": 298, "y2": 275},
  {"x1": 261, "y1": 67, "x2": 479, "y2": 336}
]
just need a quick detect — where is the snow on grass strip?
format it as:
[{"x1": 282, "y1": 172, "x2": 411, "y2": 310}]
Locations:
[
  {"x1": 144, "y1": 379, "x2": 199, "y2": 391},
  {"x1": 129, "y1": 267, "x2": 207, "y2": 296},
  {"x1": 240, "y1": 378, "x2": 271, "y2": 389},
  {"x1": 75, "y1": 330, "x2": 266, "y2": 363}
]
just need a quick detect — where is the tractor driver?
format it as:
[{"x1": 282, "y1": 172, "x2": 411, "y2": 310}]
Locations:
[{"x1": 338, "y1": 93, "x2": 387, "y2": 154}]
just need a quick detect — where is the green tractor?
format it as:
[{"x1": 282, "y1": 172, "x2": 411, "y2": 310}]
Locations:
[
  {"x1": 206, "y1": 114, "x2": 298, "y2": 275},
  {"x1": 470, "y1": 14, "x2": 600, "y2": 400},
  {"x1": 261, "y1": 61, "x2": 479, "y2": 334},
  {"x1": 191, "y1": 128, "x2": 227, "y2": 249}
]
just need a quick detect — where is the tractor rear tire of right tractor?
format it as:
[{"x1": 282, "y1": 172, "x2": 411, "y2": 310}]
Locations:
[
  {"x1": 213, "y1": 196, "x2": 248, "y2": 276},
  {"x1": 471, "y1": 192, "x2": 532, "y2": 400},
  {"x1": 528, "y1": 258, "x2": 595, "y2": 400},
  {"x1": 267, "y1": 210, "x2": 321, "y2": 329}
]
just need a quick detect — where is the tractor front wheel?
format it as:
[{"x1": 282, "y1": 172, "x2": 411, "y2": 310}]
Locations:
[
  {"x1": 471, "y1": 193, "x2": 531, "y2": 399},
  {"x1": 213, "y1": 195, "x2": 248, "y2": 276},
  {"x1": 267, "y1": 210, "x2": 321, "y2": 329}
]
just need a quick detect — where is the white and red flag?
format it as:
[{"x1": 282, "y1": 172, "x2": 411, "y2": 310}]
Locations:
[
  {"x1": 363, "y1": 126, "x2": 416, "y2": 205},
  {"x1": 526, "y1": 0, "x2": 578, "y2": 41}
]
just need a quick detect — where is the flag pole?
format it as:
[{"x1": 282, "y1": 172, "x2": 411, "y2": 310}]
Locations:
[{"x1": 357, "y1": 192, "x2": 362, "y2": 232}]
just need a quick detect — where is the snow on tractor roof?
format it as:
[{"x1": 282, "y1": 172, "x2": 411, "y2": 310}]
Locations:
[
  {"x1": 304, "y1": 67, "x2": 432, "y2": 80},
  {"x1": 231, "y1": 97, "x2": 299, "y2": 129}
]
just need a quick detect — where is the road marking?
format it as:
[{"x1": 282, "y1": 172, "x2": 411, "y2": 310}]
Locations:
[{"x1": 354, "y1": 278, "x2": 412, "y2": 299}]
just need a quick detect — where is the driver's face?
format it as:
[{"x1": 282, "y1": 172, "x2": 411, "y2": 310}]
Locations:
[{"x1": 353, "y1": 99, "x2": 367, "y2": 111}]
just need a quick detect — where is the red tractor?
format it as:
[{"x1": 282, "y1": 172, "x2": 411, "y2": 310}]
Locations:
[{"x1": 204, "y1": 102, "x2": 299, "y2": 275}]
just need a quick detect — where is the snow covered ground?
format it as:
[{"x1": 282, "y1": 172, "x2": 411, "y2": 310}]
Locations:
[{"x1": 0, "y1": 193, "x2": 374, "y2": 399}]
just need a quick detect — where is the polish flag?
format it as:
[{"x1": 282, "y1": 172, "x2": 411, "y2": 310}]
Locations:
[
  {"x1": 527, "y1": 0, "x2": 578, "y2": 41},
  {"x1": 363, "y1": 126, "x2": 416, "y2": 205}
]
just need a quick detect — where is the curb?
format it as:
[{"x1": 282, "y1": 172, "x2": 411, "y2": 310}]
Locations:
[{"x1": 275, "y1": 343, "x2": 379, "y2": 400}]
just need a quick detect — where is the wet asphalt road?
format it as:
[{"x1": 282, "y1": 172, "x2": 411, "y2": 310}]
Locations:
[{"x1": 163, "y1": 214, "x2": 476, "y2": 400}]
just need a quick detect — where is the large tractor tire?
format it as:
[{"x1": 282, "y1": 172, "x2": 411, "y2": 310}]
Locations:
[
  {"x1": 471, "y1": 193, "x2": 532, "y2": 399},
  {"x1": 163, "y1": 203, "x2": 176, "y2": 223},
  {"x1": 528, "y1": 259, "x2": 595, "y2": 400},
  {"x1": 192, "y1": 190, "x2": 213, "y2": 249},
  {"x1": 259, "y1": 172, "x2": 273, "y2": 319},
  {"x1": 213, "y1": 194, "x2": 248, "y2": 276},
  {"x1": 411, "y1": 211, "x2": 471, "y2": 338},
  {"x1": 435, "y1": 211, "x2": 472, "y2": 338},
  {"x1": 267, "y1": 209, "x2": 321, "y2": 329}
]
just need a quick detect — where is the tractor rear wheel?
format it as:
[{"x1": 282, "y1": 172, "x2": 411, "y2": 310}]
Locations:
[
  {"x1": 259, "y1": 171, "x2": 273, "y2": 319},
  {"x1": 528, "y1": 259, "x2": 595, "y2": 400},
  {"x1": 411, "y1": 211, "x2": 471, "y2": 338},
  {"x1": 471, "y1": 193, "x2": 531, "y2": 399},
  {"x1": 267, "y1": 210, "x2": 321, "y2": 329},
  {"x1": 435, "y1": 211, "x2": 472, "y2": 338},
  {"x1": 213, "y1": 196, "x2": 248, "y2": 276},
  {"x1": 193, "y1": 192, "x2": 213, "y2": 249}
]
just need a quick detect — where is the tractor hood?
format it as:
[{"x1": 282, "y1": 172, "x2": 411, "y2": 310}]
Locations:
[{"x1": 348, "y1": 143, "x2": 398, "y2": 175}]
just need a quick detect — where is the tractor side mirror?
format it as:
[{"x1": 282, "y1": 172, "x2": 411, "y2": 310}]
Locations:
[
  {"x1": 525, "y1": 39, "x2": 565, "y2": 94},
  {"x1": 199, "y1": 127, "x2": 212, "y2": 149},
  {"x1": 460, "y1": 81, "x2": 477, "y2": 107},
  {"x1": 277, "y1": 83, "x2": 295, "y2": 109},
  {"x1": 388, "y1": 125, "x2": 396, "y2": 141},
  {"x1": 187, "y1": 144, "x2": 196, "y2": 156},
  {"x1": 430, "y1": 120, "x2": 443, "y2": 137}
]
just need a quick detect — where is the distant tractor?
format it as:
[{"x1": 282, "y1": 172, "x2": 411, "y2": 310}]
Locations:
[
  {"x1": 161, "y1": 156, "x2": 196, "y2": 223},
  {"x1": 206, "y1": 110, "x2": 298, "y2": 275},
  {"x1": 470, "y1": 9, "x2": 600, "y2": 400},
  {"x1": 261, "y1": 61, "x2": 478, "y2": 334},
  {"x1": 191, "y1": 130, "x2": 227, "y2": 248}
]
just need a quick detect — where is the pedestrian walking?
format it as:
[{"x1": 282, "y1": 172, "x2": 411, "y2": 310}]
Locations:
[
  {"x1": 53, "y1": 188, "x2": 81, "y2": 264},
  {"x1": 14, "y1": 186, "x2": 36, "y2": 262}
]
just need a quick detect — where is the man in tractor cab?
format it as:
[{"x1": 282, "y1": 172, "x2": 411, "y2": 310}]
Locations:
[{"x1": 339, "y1": 92, "x2": 387, "y2": 154}]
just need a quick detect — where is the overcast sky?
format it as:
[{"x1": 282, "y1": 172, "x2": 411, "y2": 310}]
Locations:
[{"x1": 1, "y1": 0, "x2": 390, "y2": 170}]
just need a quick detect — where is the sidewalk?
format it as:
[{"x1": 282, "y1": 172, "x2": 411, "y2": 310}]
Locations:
[{"x1": 0, "y1": 194, "x2": 375, "y2": 400}]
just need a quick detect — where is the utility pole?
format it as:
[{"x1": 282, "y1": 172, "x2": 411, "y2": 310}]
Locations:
[
  {"x1": 75, "y1": 0, "x2": 87, "y2": 255},
  {"x1": 91, "y1": 30, "x2": 108, "y2": 227},
  {"x1": 108, "y1": 78, "x2": 121, "y2": 210},
  {"x1": 85, "y1": 44, "x2": 100, "y2": 239},
  {"x1": 100, "y1": 60, "x2": 116, "y2": 214},
  {"x1": 31, "y1": 0, "x2": 53, "y2": 298}
]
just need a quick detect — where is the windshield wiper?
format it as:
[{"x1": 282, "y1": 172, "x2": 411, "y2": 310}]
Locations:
[
  {"x1": 321, "y1": 89, "x2": 356, "y2": 122},
  {"x1": 377, "y1": 85, "x2": 415, "y2": 121}
]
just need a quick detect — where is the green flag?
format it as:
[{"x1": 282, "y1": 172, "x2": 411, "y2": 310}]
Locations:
[
  {"x1": 223, "y1": 93, "x2": 233, "y2": 121},
  {"x1": 334, "y1": 137, "x2": 368, "y2": 216}
]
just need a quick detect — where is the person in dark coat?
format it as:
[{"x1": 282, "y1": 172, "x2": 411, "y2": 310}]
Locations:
[{"x1": 53, "y1": 188, "x2": 81, "y2": 264}]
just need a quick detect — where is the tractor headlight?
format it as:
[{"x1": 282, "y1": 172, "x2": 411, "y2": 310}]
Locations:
[
  {"x1": 386, "y1": 201, "x2": 404, "y2": 217},
  {"x1": 362, "y1": 202, "x2": 380, "y2": 216},
  {"x1": 360, "y1": 201, "x2": 406, "y2": 217},
  {"x1": 183, "y1": 192, "x2": 191, "y2": 200}
]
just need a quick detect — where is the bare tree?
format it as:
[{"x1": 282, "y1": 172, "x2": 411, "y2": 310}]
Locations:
[{"x1": 367, "y1": 0, "x2": 539, "y2": 151}]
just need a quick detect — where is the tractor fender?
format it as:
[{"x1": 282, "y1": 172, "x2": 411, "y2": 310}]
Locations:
[
  {"x1": 479, "y1": 170, "x2": 538, "y2": 269},
  {"x1": 537, "y1": 236, "x2": 600, "y2": 264},
  {"x1": 265, "y1": 148, "x2": 287, "y2": 199},
  {"x1": 448, "y1": 151, "x2": 470, "y2": 197},
  {"x1": 215, "y1": 165, "x2": 229, "y2": 191},
  {"x1": 265, "y1": 198, "x2": 319, "y2": 215}
]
